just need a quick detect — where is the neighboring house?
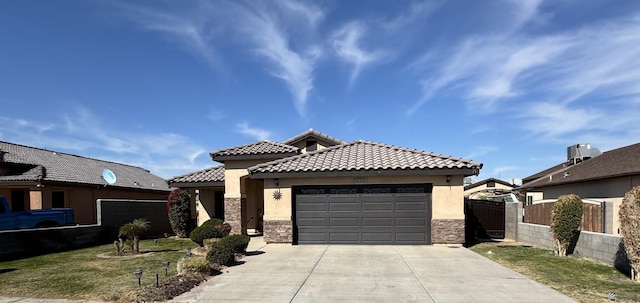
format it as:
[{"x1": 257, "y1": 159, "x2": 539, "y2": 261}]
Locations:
[
  {"x1": 520, "y1": 142, "x2": 640, "y2": 234},
  {"x1": 464, "y1": 178, "x2": 516, "y2": 198},
  {"x1": 168, "y1": 129, "x2": 482, "y2": 245},
  {"x1": 0, "y1": 141, "x2": 171, "y2": 224}
]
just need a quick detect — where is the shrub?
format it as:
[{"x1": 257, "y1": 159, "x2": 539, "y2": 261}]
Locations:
[
  {"x1": 619, "y1": 185, "x2": 640, "y2": 281},
  {"x1": 189, "y1": 219, "x2": 231, "y2": 247},
  {"x1": 206, "y1": 242, "x2": 235, "y2": 266},
  {"x1": 550, "y1": 194, "x2": 583, "y2": 256},
  {"x1": 118, "y1": 218, "x2": 150, "y2": 253},
  {"x1": 218, "y1": 234, "x2": 251, "y2": 254},
  {"x1": 167, "y1": 189, "x2": 192, "y2": 238},
  {"x1": 177, "y1": 257, "x2": 220, "y2": 276}
]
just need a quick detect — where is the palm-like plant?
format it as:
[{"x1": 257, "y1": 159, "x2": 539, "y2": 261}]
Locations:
[{"x1": 118, "y1": 218, "x2": 150, "y2": 253}]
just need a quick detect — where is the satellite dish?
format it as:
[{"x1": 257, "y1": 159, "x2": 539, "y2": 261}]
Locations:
[{"x1": 102, "y1": 168, "x2": 117, "y2": 185}]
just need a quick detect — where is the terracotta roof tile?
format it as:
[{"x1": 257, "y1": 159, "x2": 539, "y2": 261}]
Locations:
[
  {"x1": 167, "y1": 165, "x2": 225, "y2": 185},
  {"x1": 0, "y1": 141, "x2": 170, "y2": 191},
  {"x1": 249, "y1": 140, "x2": 482, "y2": 176},
  {"x1": 210, "y1": 141, "x2": 299, "y2": 161}
]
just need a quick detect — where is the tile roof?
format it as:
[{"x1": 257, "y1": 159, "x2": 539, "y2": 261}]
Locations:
[
  {"x1": 0, "y1": 141, "x2": 170, "y2": 191},
  {"x1": 249, "y1": 140, "x2": 482, "y2": 177},
  {"x1": 282, "y1": 129, "x2": 346, "y2": 146},
  {"x1": 521, "y1": 142, "x2": 640, "y2": 189},
  {"x1": 210, "y1": 141, "x2": 299, "y2": 162},
  {"x1": 167, "y1": 165, "x2": 225, "y2": 187}
]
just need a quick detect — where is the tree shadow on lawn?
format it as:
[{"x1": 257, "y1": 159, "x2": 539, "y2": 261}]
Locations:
[{"x1": 0, "y1": 268, "x2": 18, "y2": 274}]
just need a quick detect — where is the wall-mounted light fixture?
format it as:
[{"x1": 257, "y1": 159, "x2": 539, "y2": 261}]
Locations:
[
  {"x1": 275, "y1": 178, "x2": 279, "y2": 187},
  {"x1": 446, "y1": 175, "x2": 452, "y2": 183}
]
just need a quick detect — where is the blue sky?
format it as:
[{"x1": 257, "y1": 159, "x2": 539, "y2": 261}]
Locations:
[{"x1": 1, "y1": 0, "x2": 639, "y2": 182}]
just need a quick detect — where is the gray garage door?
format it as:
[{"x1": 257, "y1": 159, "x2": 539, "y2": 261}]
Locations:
[{"x1": 294, "y1": 184, "x2": 432, "y2": 245}]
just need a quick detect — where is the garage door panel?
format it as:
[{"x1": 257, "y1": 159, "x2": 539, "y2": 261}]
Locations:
[
  {"x1": 362, "y1": 232, "x2": 393, "y2": 242},
  {"x1": 396, "y1": 217, "x2": 427, "y2": 227},
  {"x1": 330, "y1": 218, "x2": 359, "y2": 227},
  {"x1": 297, "y1": 202, "x2": 327, "y2": 212},
  {"x1": 362, "y1": 202, "x2": 392, "y2": 211},
  {"x1": 330, "y1": 233, "x2": 359, "y2": 242},
  {"x1": 296, "y1": 186, "x2": 431, "y2": 245},
  {"x1": 330, "y1": 202, "x2": 359, "y2": 212},
  {"x1": 297, "y1": 218, "x2": 327, "y2": 226},
  {"x1": 362, "y1": 217, "x2": 393, "y2": 227},
  {"x1": 396, "y1": 201, "x2": 427, "y2": 211},
  {"x1": 298, "y1": 233, "x2": 328, "y2": 243}
]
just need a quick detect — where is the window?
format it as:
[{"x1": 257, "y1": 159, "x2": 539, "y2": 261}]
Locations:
[
  {"x1": 11, "y1": 190, "x2": 25, "y2": 211},
  {"x1": 487, "y1": 181, "x2": 496, "y2": 188},
  {"x1": 305, "y1": 140, "x2": 318, "y2": 152},
  {"x1": 52, "y1": 191, "x2": 65, "y2": 208}
]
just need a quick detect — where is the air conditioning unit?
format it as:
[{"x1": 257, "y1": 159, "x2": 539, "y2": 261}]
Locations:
[{"x1": 567, "y1": 144, "x2": 602, "y2": 165}]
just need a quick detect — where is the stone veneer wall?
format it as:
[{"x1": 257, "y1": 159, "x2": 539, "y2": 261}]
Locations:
[
  {"x1": 431, "y1": 219, "x2": 464, "y2": 244},
  {"x1": 264, "y1": 220, "x2": 293, "y2": 243},
  {"x1": 224, "y1": 197, "x2": 247, "y2": 235}
]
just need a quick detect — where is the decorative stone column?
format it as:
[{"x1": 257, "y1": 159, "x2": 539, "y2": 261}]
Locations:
[
  {"x1": 431, "y1": 219, "x2": 465, "y2": 244},
  {"x1": 263, "y1": 220, "x2": 293, "y2": 243},
  {"x1": 224, "y1": 197, "x2": 247, "y2": 235}
]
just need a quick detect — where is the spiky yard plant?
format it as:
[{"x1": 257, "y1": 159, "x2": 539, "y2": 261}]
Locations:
[
  {"x1": 620, "y1": 185, "x2": 640, "y2": 281},
  {"x1": 550, "y1": 194, "x2": 583, "y2": 256},
  {"x1": 118, "y1": 218, "x2": 150, "y2": 253}
]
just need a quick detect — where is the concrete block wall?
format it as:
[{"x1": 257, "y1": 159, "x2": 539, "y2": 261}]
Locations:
[
  {"x1": 517, "y1": 223, "x2": 554, "y2": 248},
  {"x1": 504, "y1": 202, "x2": 521, "y2": 240},
  {"x1": 517, "y1": 222, "x2": 628, "y2": 267}
]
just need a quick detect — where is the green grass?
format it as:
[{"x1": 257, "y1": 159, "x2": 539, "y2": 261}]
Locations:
[
  {"x1": 470, "y1": 242, "x2": 640, "y2": 303},
  {"x1": 0, "y1": 238, "x2": 198, "y2": 301}
]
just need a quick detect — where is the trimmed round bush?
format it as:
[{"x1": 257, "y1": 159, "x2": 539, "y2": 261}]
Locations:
[
  {"x1": 218, "y1": 234, "x2": 251, "y2": 254},
  {"x1": 206, "y1": 242, "x2": 235, "y2": 266},
  {"x1": 189, "y1": 219, "x2": 231, "y2": 247},
  {"x1": 167, "y1": 189, "x2": 192, "y2": 238},
  {"x1": 177, "y1": 257, "x2": 219, "y2": 276},
  {"x1": 550, "y1": 194, "x2": 583, "y2": 256},
  {"x1": 619, "y1": 185, "x2": 640, "y2": 281}
]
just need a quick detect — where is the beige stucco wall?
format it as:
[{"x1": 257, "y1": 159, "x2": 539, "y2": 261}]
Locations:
[
  {"x1": 262, "y1": 174, "x2": 465, "y2": 221},
  {"x1": 224, "y1": 160, "x2": 275, "y2": 198}
]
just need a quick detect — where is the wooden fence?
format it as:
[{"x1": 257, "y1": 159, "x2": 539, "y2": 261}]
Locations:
[{"x1": 524, "y1": 202, "x2": 603, "y2": 232}]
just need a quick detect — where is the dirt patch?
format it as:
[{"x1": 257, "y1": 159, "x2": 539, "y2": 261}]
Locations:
[{"x1": 119, "y1": 273, "x2": 207, "y2": 302}]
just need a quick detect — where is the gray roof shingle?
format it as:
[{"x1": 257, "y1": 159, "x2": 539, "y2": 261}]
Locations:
[
  {"x1": 521, "y1": 142, "x2": 640, "y2": 189},
  {"x1": 210, "y1": 141, "x2": 299, "y2": 162},
  {"x1": 248, "y1": 140, "x2": 482, "y2": 178},
  {"x1": 0, "y1": 141, "x2": 170, "y2": 191},
  {"x1": 167, "y1": 165, "x2": 225, "y2": 187}
]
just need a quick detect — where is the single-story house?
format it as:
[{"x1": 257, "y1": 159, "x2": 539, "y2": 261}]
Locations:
[
  {"x1": 520, "y1": 142, "x2": 640, "y2": 234},
  {"x1": 0, "y1": 141, "x2": 172, "y2": 224},
  {"x1": 169, "y1": 129, "x2": 482, "y2": 245},
  {"x1": 464, "y1": 178, "x2": 516, "y2": 198}
]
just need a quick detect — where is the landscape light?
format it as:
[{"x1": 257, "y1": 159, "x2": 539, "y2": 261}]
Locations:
[
  {"x1": 162, "y1": 261, "x2": 170, "y2": 276},
  {"x1": 134, "y1": 269, "x2": 143, "y2": 287}
]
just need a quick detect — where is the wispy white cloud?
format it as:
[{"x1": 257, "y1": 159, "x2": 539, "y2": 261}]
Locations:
[
  {"x1": 464, "y1": 146, "x2": 499, "y2": 160},
  {"x1": 380, "y1": 1, "x2": 440, "y2": 32},
  {"x1": 236, "y1": 123, "x2": 272, "y2": 141},
  {"x1": 491, "y1": 166, "x2": 520, "y2": 177},
  {"x1": 0, "y1": 109, "x2": 207, "y2": 178},
  {"x1": 115, "y1": 1, "x2": 325, "y2": 117},
  {"x1": 331, "y1": 21, "x2": 387, "y2": 87}
]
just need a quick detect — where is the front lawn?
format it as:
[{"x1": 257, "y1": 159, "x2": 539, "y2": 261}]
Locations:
[
  {"x1": 470, "y1": 242, "x2": 640, "y2": 303},
  {"x1": 0, "y1": 238, "x2": 199, "y2": 301}
]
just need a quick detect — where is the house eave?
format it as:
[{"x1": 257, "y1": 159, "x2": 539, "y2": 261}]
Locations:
[{"x1": 249, "y1": 168, "x2": 480, "y2": 179}]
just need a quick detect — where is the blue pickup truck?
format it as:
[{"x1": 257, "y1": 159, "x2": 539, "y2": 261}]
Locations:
[{"x1": 0, "y1": 195, "x2": 75, "y2": 231}]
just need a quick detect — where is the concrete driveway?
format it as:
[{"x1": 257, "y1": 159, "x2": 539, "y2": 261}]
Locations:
[{"x1": 170, "y1": 237, "x2": 575, "y2": 303}]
